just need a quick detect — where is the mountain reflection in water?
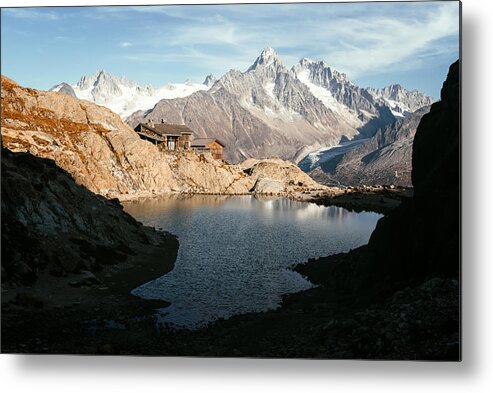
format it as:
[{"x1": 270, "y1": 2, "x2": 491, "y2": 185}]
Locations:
[{"x1": 123, "y1": 195, "x2": 381, "y2": 329}]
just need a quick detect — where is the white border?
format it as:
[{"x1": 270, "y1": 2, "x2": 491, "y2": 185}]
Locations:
[{"x1": 2, "y1": 0, "x2": 492, "y2": 392}]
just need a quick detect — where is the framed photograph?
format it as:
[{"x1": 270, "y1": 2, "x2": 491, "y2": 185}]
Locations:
[{"x1": 1, "y1": 0, "x2": 461, "y2": 360}]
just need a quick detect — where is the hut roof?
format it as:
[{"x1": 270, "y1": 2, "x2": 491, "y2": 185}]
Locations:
[
  {"x1": 135, "y1": 131, "x2": 165, "y2": 142},
  {"x1": 191, "y1": 138, "x2": 225, "y2": 148},
  {"x1": 140, "y1": 122, "x2": 193, "y2": 136}
]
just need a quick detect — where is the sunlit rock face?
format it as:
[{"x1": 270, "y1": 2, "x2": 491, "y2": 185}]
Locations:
[{"x1": 1, "y1": 75, "x2": 328, "y2": 199}]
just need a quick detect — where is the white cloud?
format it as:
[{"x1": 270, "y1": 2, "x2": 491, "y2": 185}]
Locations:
[
  {"x1": 124, "y1": 47, "x2": 255, "y2": 75},
  {"x1": 169, "y1": 24, "x2": 253, "y2": 47},
  {"x1": 320, "y1": 3, "x2": 459, "y2": 78},
  {"x1": 4, "y1": 2, "x2": 459, "y2": 86},
  {"x1": 119, "y1": 2, "x2": 459, "y2": 79},
  {"x1": 2, "y1": 8, "x2": 61, "y2": 21}
]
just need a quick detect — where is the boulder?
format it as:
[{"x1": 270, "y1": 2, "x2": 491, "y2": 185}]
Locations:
[{"x1": 252, "y1": 178, "x2": 284, "y2": 194}]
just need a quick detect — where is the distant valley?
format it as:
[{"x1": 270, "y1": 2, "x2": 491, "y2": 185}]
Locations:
[{"x1": 303, "y1": 106, "x2": 431, "y2": 187}]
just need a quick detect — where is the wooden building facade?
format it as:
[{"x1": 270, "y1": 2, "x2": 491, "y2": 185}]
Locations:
[
  {"x1": 191, "y1": 138, "x2": 225, "y2": 161},
  {"x1": 134, "y1": 120, "x2": 225, "y2": 160},
  {"x1": 134, "y1": 120, "x2": 193, "y2": 151}
]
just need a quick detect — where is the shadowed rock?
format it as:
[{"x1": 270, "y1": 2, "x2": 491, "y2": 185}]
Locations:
[
  {"x1": 300, "y1": 60, "x2": 460, "y2": 294},
  {"x1": 0, "y1": 148, "x2": 177, "y2": 285}
]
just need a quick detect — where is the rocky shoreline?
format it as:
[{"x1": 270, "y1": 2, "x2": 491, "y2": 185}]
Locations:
[
  {"x1": 0, "y1": 151, "x2": 447, "y2": 357},
  {"x1": 307, "y1": 185, "x2": 412, "y2": 215},
  {"x1": 0, "y1": 156, "x2": 405, "y2": 356},
  {"x1": 1, "y1": 243, "x2": 459, "y2": 359},
  {"x1": 0, "y1": 182, "x2": 422, "y2": 357},
  {"x1": 1, "y1": 149, "x2": 178, "y2": 354}
]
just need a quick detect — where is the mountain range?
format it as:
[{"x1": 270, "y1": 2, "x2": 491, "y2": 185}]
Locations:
[
  {"x1": 51, "y1": 72, "x2": 209, "y2": 118},
  {"x1": 304, "y1": 105, "x2": 431, "y2": 187},
  {"x1": 3, "y1": 75, "x2": 327, "y2": 200},
  {"x1": 51, "y1": 48, "x2": 434, "y2": 168}
]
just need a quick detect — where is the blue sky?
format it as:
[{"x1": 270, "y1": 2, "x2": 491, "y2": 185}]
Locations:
[{"x1": 1, "y1": 1, "x2": 459, "y2": 99}]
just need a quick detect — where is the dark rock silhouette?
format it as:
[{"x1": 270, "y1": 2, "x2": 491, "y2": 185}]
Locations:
[
  {"x1": 299, "y1": 60, "x2": 460, "y2": 295},
  {"x1": 371, "y1": 59, "x2": 460, "y2": 285},
  {"x1": 1, "y1": 148, "x2": 177, "y2": 285}
]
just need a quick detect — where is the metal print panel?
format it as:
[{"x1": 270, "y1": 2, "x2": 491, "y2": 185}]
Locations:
[{"x1": 0, "y1": 1, "x2": 461, "y2": 360}]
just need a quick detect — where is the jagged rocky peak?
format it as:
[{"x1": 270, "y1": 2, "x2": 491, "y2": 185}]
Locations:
[
  {"x1": 73, "y1": 69, "x2": 122, "y2": 102},
  {"x1": 208, "y1": 69, "x2": 247, "y2": 95},
  {"x1": 369, "y1": 84, "x2": 412, "y2": 102},
  {"x1": 293, "y1": 57, "x2": 317, "y2": 74},
  {"x1": 367, "y1": 84, "x2": 434, "y2": 114},
  {"x1": 95, "y1": 69, "x2": 110, "y2": 81},
  {"x1": 203, "y1": 74, "x2": 217, "y2": 87},
  {"x1": 118, "y1": 75, "x2": 138, "y2": 88},
  {"x1": 294, "y1": 57, "x2": 324, "y2": 71},
  {"x1": 247, "y1": 47, "x2": 284, "y2": 72},
  {"x1": 76, "y1": 69, "x2": 125, "y2": 89},
  {"x1": 76, "y1": 72, "x2": 96, "y2": 90},
  {"x1": 298, "y1": 57, "x2": 315, "y2": 67},
  {"x1": 381, "y1": 84, "x2": 404, "y2": 97},
  {"x1": 77, "y1": 69, "x2": 103, "y2": 87},
  {"x1": 91, "y1": 70, "x2": 123, "y2": 101},
  {"x1": 292, "y1": 57, "x2": 350, "y2": 87}
]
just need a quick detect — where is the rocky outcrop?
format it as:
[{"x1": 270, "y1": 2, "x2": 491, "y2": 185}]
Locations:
[
  {"x1": 1, "y1": 148, "x2": 178, "y2": 285},
  {"x1": 370, "y1": 60, "x2": 460, "y2": 282},
  {"x1": 1, "y1": 148, "x2": 182, "y2": 355},
  {"x1": 307, "y1": 106, "x2": 431, "y2": 187},
  {"x1": 203, "y1": 74, "x2": 217, "y2": 87},
  {"x1": 2, "y1": 76, "x2": 326, "y2": 199},
  {"x1": 1, "y1": 75, "x2": 178, "y2": 199},
  {"x1": 280, "y1": 60, "x2": 460, "y2": 360},
  {"x1": 240, "y1": 158, "x2": 328, "y2": 195}
]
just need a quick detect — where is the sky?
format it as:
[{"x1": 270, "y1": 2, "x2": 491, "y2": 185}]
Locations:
[{"x1": 1, "y1": 1, "x2": 460, "y2": 99}]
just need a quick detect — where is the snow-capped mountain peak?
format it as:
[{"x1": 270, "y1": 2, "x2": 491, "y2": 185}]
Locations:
[
  {"x1": 299, "y1": 57, "x2": 314, "y2": 65},
  {"x1": 122, "y1": 47, "x2": 434, "y2": 166},
  {"x1": 50, "y1": 47, "x2": 433, "y2": 131},
  {"x1": 53, "y1": 70, "x2": 210, "y2": 118},
  {"x1": 366, "y1": 84, "x2": 434, "y2": 117},
  {"x1": 292, "y1": 56, "x2": 433, "y2": 120},
  {"x1": 297, "y1": 57, "x2": 329, "y2": 71},
  {"x1": 260, "y1": 47, "x2": 280, "y2": 61},
  {"x1": 292, "y1": 58, "x2": 350, "y2": 87},
  {"x1": 247, "y1": 47, "x2": 283, "y2": 72}
]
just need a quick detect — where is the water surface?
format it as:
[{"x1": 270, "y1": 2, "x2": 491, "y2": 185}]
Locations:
[{"x1": 123, "y1": 195, "x2": 381, "y2": 329}]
